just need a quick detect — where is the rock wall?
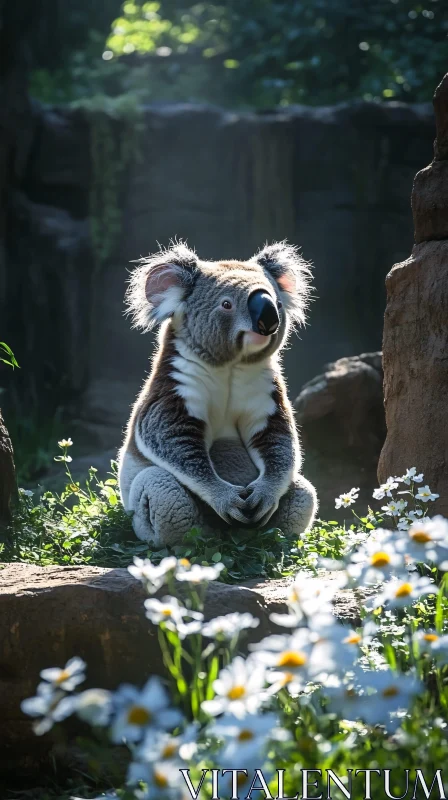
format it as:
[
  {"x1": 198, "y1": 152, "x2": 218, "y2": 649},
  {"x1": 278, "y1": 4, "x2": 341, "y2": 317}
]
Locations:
[
  {"x1": 1, "y1": 99, "x2": 434, "y2": 448},
  {"x1": 378, "y1": 75, "x2": 448, "y2": 514}
]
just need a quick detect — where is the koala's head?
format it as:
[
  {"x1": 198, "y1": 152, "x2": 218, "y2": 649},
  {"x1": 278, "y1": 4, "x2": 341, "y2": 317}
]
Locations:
[{"x1": 126, "y1": 241, "x2": 311, "y2": 366}]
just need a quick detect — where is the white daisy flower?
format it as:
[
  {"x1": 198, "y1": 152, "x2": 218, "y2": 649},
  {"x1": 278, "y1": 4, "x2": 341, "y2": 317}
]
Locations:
[
  {"x1": 19, "y1": 488, "x2": 34, "y2": 497},
  {"x1": 416, "y1": 485, "x2": 440, "y2": 502},
  {"x1": 58, "y1": 438, "x2": 73, "y2": 448},
  {"x1": 414, "y1": 630, "x2": 442, "y2": 655},
  {"x1": 175, "y1": 562, "x2": 224, "y2": 583},
  {"x1": 201, "y1": 656, "x2": 266, "y2": 718},
  {"x1": 209, "y1": 712, "x2": 287, "y2": 765},
  {"x1": 397, "y1": 516, "x2": 448, "y2": 566},
  {"x1": 136, "y1": 725, "x2": 199, "y2": 765},
  {"x1": 397, "y1": 517, "x2": 411, "y2": 531},
  {"x1": 335, "y1": 488, "x2": 359, "y2": 509},
  {"x1": 111, "y1": 676, "x2": 183, "y2": 744},
  {"x1": 288, "y1": 573, "x2": 343, "y2": 618},
  {"x1": 127, "y1": 759, "x2": 185, "y2": 799},
  {"x1": 429, "y1": 634, "x2": 448, "y2": 665},
  {"x1": 128, "y1": 556, "x2": 177, "y2": 594},
  {"x1": 381, "y1": 499, "x2": 408, "y2": 517},
  {"x1": 307, "y1": 618, "x2": 362, "y2": 680},
  {"x1": 144, "y1": 596, "x2": 203, "y2": 632},
  {"x1": 407, "y1": 509, "x2": 424, "y2": 520},
  {"x1": 347, "y1": 531, "x2": 405, "y2": 584},
  {"x1": 373, "y1": 478, "x2": 399, "y2": 500},
  {"x1": 368, "y1": 575, "x2": 434, "y2": 610},
  {"x1": 40, "y1": 657, "x2": 86, "y2": 691},
  {"x1": 250, "y1": 628, "x2": 313, "y2": 692},
  {"x1": 202, "y1": 612, "x2": 260, "y2": 640},
  {"x1": 400, "y1": 467, "x2": 424, "y2": 485},
  {"x1": 357, "y1": 670, "x2": 423, "y2": 733},
  {"x1": 325, "y1": 670, "x2": 422, "y2": 733},
  {"x1": 21, "y1": 682, "x2": 74, "y2": 736},
  {"x1": 57, "y1": 688, "x2": 113, "y2": 727}
]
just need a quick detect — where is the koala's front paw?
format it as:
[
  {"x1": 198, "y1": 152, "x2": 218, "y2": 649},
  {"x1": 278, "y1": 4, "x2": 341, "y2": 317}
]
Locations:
[
  {"x1": 242, "y1": 478, "x2": 280, "y2": 526},
  {"x1": 210, "y1": 482, "x2": 249, "y2": 525}
]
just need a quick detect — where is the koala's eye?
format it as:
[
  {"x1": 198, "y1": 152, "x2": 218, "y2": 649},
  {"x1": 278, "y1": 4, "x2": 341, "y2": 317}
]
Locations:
[
  {"x1": 221, "y1": 300, "x2": 232, "y2": 310},
  {"x1": 278, "y1": 300, "x2": 283, "y2": 310}
]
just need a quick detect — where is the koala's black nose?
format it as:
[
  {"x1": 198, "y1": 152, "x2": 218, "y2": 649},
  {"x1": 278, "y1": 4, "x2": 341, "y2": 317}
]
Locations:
[{"x1": 248, "y1": 290, "x2": 279, "y2": 336}]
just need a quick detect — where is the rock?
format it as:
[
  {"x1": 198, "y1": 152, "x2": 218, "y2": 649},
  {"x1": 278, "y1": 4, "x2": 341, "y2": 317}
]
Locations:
[
  {"x1": 412, "y1": 158, "x2": 448, "y2": 243},
  {"x1": 379, "y1": 74, "x2": 448, "y2": 511},
  {"x1": 0, "y1": 410, "x2": 15, "y2": 524},
  {"x1": 379, "y1": 240, "x2": 448, "y2": 513},
  {"x1": 0, "y1": 562, "x2": 363, "y2": 779},
  {"x1": 294, "y1": 353, "x2": 385, "y2": 517}
]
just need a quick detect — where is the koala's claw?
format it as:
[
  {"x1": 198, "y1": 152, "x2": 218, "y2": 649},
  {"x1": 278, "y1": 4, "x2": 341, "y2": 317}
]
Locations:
[
  {"x1": 212, "y1": 483, "x2": 249, "y2": 525},
  {"x1": 241, "y1": 479, "x2": 279, "y2": 525}
]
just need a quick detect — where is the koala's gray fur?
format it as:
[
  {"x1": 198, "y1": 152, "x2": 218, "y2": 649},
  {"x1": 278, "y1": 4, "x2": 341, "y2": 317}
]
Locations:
[{"x1": 118, "y1": 241, "x2": 318, "y2": 547}]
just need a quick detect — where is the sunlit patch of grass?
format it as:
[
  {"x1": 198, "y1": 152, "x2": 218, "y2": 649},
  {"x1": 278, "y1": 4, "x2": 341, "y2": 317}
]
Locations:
[{"x1": 4, "y1": 438, "x2": 353, "y2": 581}]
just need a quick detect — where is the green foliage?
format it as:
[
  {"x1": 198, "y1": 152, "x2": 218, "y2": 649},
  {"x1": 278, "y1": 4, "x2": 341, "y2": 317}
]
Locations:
[
  {"x1": 103, "y1": 0, "x2": 447, "y2": 106},
  {"x1": 5, "y1": 411, "x2": 65, "y2": 484},
  {"x1": 147, "y1": 519, "x2": 352, "y2": 584},
  {"x1": 0, "y1": 342, "x2": 19, "y2": 369},
  {"x1": 71, "y1": 95, "x2": 144, "y2": 268},
  {"x1": 29, "y1": 1, "x2": 447, "y2": 110},
  {"x1": 4, "y1": 439, "x2": 352, "y2": 580},
  {"x1": 2, "y1": 442, "x2": 143, "y2": 568}
]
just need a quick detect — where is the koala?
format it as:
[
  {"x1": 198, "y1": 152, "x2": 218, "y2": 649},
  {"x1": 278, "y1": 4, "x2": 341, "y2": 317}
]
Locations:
[{"x1": 118, "y1": 241, "x2": 318, "y2": 547}]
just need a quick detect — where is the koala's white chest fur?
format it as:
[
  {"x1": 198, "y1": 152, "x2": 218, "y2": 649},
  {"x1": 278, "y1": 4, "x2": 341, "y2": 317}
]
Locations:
[{"x1": 171, "y1": 344, "x2": 277, "y2": 445}]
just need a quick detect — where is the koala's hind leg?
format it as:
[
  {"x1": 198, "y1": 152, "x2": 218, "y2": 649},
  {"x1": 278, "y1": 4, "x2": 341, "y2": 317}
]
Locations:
[
  {"x1": 266, "y1": 475, "x2": 318, "y2": 538},
  {"x1": 128, "y1": 467, "x2": 204, "y2": 547}
]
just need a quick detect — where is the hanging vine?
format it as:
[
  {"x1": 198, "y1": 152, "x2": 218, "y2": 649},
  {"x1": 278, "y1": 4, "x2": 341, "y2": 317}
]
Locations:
[{"x1": 71, "y1": 94, "x2": 144, "y2": 270}]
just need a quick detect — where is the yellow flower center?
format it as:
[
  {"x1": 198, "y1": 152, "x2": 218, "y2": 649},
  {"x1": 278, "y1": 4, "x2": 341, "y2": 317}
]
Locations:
[
  {"x1": 371, "y1": 551, "x2": 391, "y2": 567},
  {"x1": 56, "y1": 670, "x2": 71, "y2": 684},
  {"x1": 154, "y1": 769, "x2": 169, "y2": 788},
  {"x1": 410, "y1": 531, "x2": 432, "y2": 544},
  {"x1": 344, "y1": 633, "x2": 362, "y2": 645},
  {"x1": 289, "y1": 589, "x2": 299, "y2": 603},
  {"x1": 395, "y1": 583, "x2": 412, "y2": 598},
  {"x1": 179, "y1": 558, "x2": 190, "y2": 567},
  {"x1": 227, "y1": 685, "x2": 246, "y2": 700},
  {"x1": 162, "y1": 742, "x2": 178, "y2": 758},
  {"x1": 382, "y1": 686, "x2": 399, "y2": 698},
  {"x1": 277, "y1": 650, "x2": 307, "y2": 668},
  {"x1": 345, "y1": 688, "x2": 357, "y2": 698},
  {"x1": 161, "y1": 608, "x2": 172, "y2": 616},
  {"x1": 127, "y1": 705, "x2": 152, "y2": 725},
  {"x1": 423, "y1": 633, "x2": 439, "y2": 643},
  {"x1": 238, "y1": 729, "x2": 254, "y2": 741}
]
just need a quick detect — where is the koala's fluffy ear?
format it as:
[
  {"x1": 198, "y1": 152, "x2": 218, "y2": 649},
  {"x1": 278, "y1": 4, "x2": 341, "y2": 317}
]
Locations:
[
  {"x1": 254, "y1": 241, "x2": 312, "y2": 328},
  {"x1": 126, "y1": 243, "x2": 199, "y2": 330}
]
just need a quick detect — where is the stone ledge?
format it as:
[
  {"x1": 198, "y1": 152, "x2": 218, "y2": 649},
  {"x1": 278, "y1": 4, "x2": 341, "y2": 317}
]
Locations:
[{"x1": 0, "y1": 563, "x2": 364, "y2": 779}]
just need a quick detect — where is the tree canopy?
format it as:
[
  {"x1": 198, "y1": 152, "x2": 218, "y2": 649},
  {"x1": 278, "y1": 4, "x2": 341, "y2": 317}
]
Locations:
[{"x1": 30, "y1": 0, "x2": 447, "y2": 106}]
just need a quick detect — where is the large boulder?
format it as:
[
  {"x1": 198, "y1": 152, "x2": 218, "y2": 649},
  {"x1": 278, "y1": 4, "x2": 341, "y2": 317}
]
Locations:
[
  {"x1": 0, "y1": 563, "x2": 363, "y2": 780},
  {"x1": 295, "y1": 353, "x2": 385, "y2": 517},
  {"x1": 379, "y1": 74, "x2": 448, "y2": 514}
]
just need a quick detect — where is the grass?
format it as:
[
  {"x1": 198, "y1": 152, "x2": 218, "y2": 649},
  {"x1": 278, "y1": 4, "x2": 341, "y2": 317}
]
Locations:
[{"x1": 2, "y1": 440, "x2": 355, "y2": 583}]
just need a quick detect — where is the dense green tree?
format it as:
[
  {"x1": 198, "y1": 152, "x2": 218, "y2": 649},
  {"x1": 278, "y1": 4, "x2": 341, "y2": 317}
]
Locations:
[{"x1": 29, "y1": 0, "x2": 447, "y2": 106}]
